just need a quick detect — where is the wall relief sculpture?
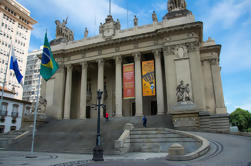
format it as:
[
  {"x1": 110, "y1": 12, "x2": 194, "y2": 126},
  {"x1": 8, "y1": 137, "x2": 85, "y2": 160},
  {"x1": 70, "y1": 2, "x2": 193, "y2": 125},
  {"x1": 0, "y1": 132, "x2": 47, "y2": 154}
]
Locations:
[{"x1": 176, "y1": 80, "x2": 192, "y2": 104}]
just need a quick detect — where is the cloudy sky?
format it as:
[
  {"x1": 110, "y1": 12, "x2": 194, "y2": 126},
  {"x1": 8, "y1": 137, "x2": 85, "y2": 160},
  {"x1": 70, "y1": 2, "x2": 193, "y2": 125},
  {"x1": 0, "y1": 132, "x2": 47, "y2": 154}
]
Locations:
[{"x1": 17, "y1": 0, "x2": 251, "y2": 113}]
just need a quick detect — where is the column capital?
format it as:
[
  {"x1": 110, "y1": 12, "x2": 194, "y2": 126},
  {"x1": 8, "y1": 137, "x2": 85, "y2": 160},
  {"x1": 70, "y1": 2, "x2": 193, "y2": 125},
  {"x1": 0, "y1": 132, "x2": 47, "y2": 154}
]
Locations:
[
  {"x1": 133, "y1": 52, "x2": 141, "y2": 61},
  {"x1": 153, "y1": 49, "x2": 162, "y2": 57},
  {"x1": 81, "y1": 61, "x2": 88, "y2": 69},
  {"x1": 209, "y1": 59, "x2": 219, "y2": 66},
  {"x1": 115, "y1": 56, "x2": 122, "y2": 63},
  {"x1": 65, "y1": 64, "x2": 73, "y2": 70},
  {"x1": 97, "y1": 59, "x2": 104, "y2": 65},
  {"x1": 163, "y1": 46, "x2": 175, "y2": 56}
]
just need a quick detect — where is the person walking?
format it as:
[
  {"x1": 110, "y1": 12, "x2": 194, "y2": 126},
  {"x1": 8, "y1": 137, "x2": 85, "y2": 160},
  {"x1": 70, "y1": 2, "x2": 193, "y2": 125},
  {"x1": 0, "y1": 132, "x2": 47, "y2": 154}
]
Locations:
[
  {"x1": 105, "y1": 112, "x2": 109, "y2": 121},
  {"x1": 142, "y1": 115, "x2": 147, "y2": 128}
]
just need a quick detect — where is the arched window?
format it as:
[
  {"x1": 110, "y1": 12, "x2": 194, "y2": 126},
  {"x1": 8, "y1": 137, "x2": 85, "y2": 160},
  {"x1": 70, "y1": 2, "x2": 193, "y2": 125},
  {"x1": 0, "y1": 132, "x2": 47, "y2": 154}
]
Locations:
[
  {"x1": 11, "y1": 104, "x2": 19, "y2": 118},
  {"x1": 0, "y1": 102, "x2": 8, "y2": 116}
]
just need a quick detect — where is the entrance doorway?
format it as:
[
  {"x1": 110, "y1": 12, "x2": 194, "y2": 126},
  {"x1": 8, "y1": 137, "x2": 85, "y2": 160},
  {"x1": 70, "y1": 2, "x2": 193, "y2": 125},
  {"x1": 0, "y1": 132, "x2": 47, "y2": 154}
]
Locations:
[
  {"x1": 86, "y1": 106, "x2": 90, "y2": 119},
  {"x1": 131, "y1": 103, "x2": 136, "y2": 116},
  {"x1": 0, "y1": 125, "x2": 4, "y2": 133},
  {"x1": 151, "y1": 101, "x2": 157, "y2": 115}
]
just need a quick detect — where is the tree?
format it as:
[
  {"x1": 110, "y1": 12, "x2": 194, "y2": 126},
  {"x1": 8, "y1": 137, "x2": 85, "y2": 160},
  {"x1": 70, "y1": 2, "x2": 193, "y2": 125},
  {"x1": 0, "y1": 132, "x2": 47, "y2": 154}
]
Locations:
[{"x1": 229, "y1": 108, "x2": 251, "y2": 131}]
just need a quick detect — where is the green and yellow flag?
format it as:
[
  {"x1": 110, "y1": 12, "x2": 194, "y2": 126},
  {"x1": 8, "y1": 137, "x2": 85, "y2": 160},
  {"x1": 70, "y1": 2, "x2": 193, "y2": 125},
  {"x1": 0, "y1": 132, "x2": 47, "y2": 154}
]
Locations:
[{"x1": 40, "y1": 32, "x2": 58, "y2": 81}]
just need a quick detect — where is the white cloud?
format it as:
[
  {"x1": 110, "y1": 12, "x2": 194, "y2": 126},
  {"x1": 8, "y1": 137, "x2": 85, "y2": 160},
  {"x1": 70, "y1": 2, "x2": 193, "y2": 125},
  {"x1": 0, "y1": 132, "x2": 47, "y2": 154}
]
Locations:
[
  {"x1": 234, "y1": 104, "x2": 251, "y2": 111},
  {"x1": 18, "y1": 0, "x2": 129, "y2": 36},
  {"x1": 206, "y1": 0, "x2": 251, "y2": 29}
]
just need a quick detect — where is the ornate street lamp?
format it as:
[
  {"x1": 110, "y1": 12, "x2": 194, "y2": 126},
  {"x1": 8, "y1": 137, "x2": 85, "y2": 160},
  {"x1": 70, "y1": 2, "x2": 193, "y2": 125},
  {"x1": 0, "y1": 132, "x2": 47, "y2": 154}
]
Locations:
[{"x1": 92, "y1": 89, "x2": 105, "y2": 161}]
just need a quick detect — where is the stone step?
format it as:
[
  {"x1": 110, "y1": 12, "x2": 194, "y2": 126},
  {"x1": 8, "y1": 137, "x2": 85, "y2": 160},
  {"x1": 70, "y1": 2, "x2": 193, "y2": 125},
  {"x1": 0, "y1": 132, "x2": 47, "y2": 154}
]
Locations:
[
  {"x1": 132, "y1": 128, "x2": 166, "y2": 131},
  {"x1": 130, "y1": 141, "x2": 200, "y2": 153},
  {"x1": 130, "y1": 133, "x2": 186, "y2": 139},
  {"x1": 130, "y1": 137, "x2": 197, "y2": 143}
]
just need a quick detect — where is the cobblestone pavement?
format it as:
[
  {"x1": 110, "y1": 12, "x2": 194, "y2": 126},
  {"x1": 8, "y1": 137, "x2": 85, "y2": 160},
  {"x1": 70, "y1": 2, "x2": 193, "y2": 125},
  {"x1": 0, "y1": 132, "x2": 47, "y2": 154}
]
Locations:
[{"x1": 0, "y1": 132, "x2": 251, "y2": 166}]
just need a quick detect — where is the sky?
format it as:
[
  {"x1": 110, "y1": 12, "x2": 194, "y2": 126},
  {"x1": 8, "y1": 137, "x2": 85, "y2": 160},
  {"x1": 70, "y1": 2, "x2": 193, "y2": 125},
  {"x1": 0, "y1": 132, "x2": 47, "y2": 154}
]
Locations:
[{"x1": 16, "y1": 0, "x2": 251, "y2": 113}]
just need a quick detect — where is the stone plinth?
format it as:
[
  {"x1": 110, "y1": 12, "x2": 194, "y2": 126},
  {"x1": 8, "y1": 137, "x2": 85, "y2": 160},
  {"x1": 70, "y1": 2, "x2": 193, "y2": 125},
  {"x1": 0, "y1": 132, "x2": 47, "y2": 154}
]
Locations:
[
  {"x1": 168, "y1": 143, "x2": 185, "y2": 156},
  {"x1": 171, "y1": 104, "x2": 200, "y2": 130}
]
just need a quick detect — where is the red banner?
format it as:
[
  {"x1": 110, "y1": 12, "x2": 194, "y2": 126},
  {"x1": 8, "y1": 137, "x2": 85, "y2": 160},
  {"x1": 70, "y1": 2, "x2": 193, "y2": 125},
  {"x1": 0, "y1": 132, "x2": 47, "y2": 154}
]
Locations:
[{"x1": 123, "y1": 63, "x2": 135, "y2": 99}]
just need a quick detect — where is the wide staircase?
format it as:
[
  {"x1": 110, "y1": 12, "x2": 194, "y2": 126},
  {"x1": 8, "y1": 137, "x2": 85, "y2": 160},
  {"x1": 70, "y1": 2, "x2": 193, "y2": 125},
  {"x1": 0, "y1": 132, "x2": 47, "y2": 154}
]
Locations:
[
  {"x1": 0, "y1": 130, "x2": 29, "y2": 149},
  {"x1": 4, "y1": 115, "x2": 173, "y2": 154},
  {"x1": 130, "y1": 128, "x2": 200, "y2": 153}
]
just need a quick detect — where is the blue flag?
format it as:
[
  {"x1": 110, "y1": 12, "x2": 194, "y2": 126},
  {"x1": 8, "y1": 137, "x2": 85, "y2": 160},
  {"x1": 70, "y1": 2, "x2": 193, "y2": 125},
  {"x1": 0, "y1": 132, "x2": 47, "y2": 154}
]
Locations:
[{"x1": 9, "y1": 46, "x2": 23, "y2": 84}]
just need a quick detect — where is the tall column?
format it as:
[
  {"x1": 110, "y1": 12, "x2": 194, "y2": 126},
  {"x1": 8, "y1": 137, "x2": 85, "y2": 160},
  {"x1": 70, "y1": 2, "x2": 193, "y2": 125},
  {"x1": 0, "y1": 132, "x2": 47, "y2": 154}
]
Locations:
[
  {"x1": 115, "y1": 56, "x2": 122, "y2": 117},
  {"x1": 80, "y1": 62, "x2": 88, "y2": 119},
  {"x1": 64, "y1": 65, "x2": 73, "y2": 119},
  {"x1": 202, "y1": 60, "x2": 216, "y2": 114},
  {"x1": 134, "y1": 53, "x2": 143, "y2": 116},
  {"x1": 188, "y1": 42, "x2": 206, "y2": 110},
  {"x1": 153, "y1": 49, "x2": 165, "y2": 115},
  {"x1": 163, "y1": 47, "x2": 177, "y2": 112},
  {"x1": 53, "y1": 66, "x2": 66, "y2": 119},
  {"x1": 97, "y1": 59, "x2": 104, "y2": 117},
  {"x1": 211, "y1": 59, "x2": 227, "y2": 114}
]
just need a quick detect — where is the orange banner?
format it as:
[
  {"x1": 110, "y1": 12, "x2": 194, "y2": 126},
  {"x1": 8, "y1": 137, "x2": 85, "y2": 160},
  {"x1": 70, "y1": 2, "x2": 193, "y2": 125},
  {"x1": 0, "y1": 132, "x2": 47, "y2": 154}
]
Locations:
[
  {"x1": 142, "y1": 60, "x2": 155, "y2": 96},
  {"x1": 123, "y1": 63, "x2": 135, "y2": 99}
]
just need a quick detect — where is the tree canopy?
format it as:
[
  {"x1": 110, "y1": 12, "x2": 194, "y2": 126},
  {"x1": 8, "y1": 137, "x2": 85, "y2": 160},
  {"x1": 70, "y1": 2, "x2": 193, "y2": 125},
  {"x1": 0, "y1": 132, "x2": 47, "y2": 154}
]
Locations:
[{"x1": 229, "y1": 108, "x2": 251, "y2": 131}]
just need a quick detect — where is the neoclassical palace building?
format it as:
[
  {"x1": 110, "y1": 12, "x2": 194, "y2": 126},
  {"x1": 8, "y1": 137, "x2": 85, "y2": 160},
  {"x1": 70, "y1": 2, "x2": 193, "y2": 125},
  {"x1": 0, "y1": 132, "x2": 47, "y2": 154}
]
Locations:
[{"x1": 42, "y1": 0, "x2": 229, "y2": 130}]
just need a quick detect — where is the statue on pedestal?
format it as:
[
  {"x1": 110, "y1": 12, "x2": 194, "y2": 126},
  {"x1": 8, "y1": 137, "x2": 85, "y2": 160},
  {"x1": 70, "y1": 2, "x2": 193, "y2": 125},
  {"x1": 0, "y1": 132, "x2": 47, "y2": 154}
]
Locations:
[
  {"x1": 134, "y1": 15, "x2": 138, "y2": 27},
  {"x1": 84, "y1": 27, "x2": 88, "y2": 38},
  {"x1": 168, "y1": 0, "x2": 187, "y2": 12},
  {"x1": 152, "y1": 11, "x2": 158, "y2": 23},
  {"x1": 53, "y1": 17, "x2": 74, "y2": 45}
]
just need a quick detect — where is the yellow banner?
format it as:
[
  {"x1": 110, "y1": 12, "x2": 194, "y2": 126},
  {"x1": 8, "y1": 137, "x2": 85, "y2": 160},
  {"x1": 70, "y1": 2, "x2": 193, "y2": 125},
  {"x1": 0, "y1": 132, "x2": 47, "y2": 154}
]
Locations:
[{"x1": 142, "y1": 60, "x2": 155, "y2": 96}]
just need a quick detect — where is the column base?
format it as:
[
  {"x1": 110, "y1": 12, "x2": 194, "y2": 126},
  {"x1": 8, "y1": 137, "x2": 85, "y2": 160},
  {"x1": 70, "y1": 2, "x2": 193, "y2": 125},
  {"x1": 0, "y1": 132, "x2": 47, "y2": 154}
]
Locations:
[
  {"x1": 79, "y1": 117, "x2": 86, "y2": 120},
  {"x1": 157, "y1": 112, "x2": 165, "y2": 115},
  {"x1": 216, "y1": 107, "x2": 227, "y2": 114},
  {"x1": 63, "y1": 115, "x2": 70, "y2": 120},
  {"x1": 115, "y1": 114, "x2": 123, "y2": 117}
]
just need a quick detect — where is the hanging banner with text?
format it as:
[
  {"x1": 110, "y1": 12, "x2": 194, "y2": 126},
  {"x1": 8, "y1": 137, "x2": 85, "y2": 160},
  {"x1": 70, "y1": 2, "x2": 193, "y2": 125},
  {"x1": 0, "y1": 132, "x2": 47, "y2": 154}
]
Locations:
[
  {"x1": 123, "y1": 63, "x2": 135, "y2": 99},
  {"x1": 142, "y1": 60, "x2": 156, "y2": 96}
]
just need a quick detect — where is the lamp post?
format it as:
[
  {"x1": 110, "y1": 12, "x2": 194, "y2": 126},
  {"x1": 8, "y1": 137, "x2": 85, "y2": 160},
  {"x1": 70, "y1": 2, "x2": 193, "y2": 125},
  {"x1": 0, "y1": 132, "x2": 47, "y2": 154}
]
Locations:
[{"x1": 92, "y1": 89, "x2": 104, "y2": 161}]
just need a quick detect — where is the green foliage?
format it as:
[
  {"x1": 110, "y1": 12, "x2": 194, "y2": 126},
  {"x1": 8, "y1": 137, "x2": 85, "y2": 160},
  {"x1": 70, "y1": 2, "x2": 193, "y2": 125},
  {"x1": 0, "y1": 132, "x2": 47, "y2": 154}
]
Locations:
[
  {"x1": 248, "y1": 128, "x2": 251, "y2": 132},
  {"x1": 229, "y1": 108, "x2": 251, "y2": 131}
]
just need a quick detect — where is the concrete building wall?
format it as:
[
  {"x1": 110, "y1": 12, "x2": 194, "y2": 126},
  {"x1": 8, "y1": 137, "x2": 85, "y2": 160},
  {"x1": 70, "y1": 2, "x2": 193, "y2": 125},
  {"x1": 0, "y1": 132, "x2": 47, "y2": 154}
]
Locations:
[
  {"x1": 0, "y1": 0, "x2": 36, "y2": 100},
  {"x1": 0, "y1": 97, "x2": 31, "y2": 133}
]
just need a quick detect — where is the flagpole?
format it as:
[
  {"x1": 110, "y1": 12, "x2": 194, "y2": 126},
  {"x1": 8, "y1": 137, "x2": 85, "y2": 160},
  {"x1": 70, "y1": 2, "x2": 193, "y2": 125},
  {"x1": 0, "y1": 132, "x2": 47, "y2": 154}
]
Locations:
[
  {"x1": 26, "y1": 72, "x2": 41, "y2": 158},
  {"x1": 0, "y1": 45, "x2": 12, "y2": 111}
]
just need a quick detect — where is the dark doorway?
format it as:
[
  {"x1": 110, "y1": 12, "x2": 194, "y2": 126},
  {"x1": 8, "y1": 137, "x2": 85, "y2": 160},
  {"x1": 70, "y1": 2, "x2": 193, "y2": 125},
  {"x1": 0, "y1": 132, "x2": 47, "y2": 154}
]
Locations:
[
  {"x1": 151, "y1": 101, "x2": 157, "y2": 115},
  {"x1": 10, "y1": 126, "x2": 16, "y2": 131},
  {"x1": 86, "y1": 106, "x2": 90, "y2": 119},
  {"x1": 132, "y1": 103, "x2": 136, "y2": 116},
  {"x1": 0, "y1": 125, "x2": 4, "y2": 133},
  {"x1": 103, "y1": 106, "x2": 106, "y2": 118}
]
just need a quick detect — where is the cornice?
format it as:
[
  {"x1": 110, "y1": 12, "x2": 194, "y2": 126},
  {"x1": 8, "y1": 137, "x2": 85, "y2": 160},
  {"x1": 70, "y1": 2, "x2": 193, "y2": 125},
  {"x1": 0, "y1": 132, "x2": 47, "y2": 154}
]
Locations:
[{"x1": 52, "y1": 21, "x2": 203, "y2": 56}]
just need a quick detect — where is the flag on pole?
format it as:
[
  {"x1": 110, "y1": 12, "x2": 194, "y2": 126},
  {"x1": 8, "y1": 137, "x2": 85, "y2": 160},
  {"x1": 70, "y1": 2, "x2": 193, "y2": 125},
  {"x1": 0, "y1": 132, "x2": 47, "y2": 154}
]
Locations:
[
  {"x1": 9, "y1": 46, "x2": 23, "y2": 84},
  {"x1": 40, "y1": 32, "x2": 58, "y2": 81}
]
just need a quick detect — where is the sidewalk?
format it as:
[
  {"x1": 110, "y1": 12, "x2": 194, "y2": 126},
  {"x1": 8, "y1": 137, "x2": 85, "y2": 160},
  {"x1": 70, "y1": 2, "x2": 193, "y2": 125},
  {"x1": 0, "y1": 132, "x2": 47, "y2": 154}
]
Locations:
[{"x1": 0, "y1": 151, "x2": 167, "y2": 166}]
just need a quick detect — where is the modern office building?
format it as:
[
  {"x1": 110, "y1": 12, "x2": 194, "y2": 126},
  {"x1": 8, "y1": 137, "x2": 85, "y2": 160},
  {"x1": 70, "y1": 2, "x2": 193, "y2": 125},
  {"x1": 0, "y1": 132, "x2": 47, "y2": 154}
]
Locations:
[
  {"x1": 0, "y1": 0, "x2": 37, "y2": 100},
  {"x1": 23, "y1": 48, "x2": 42, "y2": 103}
]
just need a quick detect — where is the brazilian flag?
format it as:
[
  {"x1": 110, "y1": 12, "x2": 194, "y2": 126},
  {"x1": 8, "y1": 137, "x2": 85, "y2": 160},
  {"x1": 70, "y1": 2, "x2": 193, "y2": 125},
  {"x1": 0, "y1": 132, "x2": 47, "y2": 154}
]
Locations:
[{"x1": 40, "y1": 32, "x2": 58, "y2": 81}]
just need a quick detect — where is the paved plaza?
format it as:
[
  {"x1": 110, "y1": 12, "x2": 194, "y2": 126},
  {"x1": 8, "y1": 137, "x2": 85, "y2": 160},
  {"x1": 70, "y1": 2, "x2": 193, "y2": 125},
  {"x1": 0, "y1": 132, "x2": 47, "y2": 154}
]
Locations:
[{"x1": 0, "y1": 132, "x2": 251, "y2": 166}]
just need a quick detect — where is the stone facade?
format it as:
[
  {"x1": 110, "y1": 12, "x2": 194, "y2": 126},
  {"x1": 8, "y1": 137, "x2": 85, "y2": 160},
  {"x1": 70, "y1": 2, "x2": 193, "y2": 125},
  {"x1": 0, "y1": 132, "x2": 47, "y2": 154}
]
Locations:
[{"x1": 42, "y1": 0, "x2": 228, "y2": 130}]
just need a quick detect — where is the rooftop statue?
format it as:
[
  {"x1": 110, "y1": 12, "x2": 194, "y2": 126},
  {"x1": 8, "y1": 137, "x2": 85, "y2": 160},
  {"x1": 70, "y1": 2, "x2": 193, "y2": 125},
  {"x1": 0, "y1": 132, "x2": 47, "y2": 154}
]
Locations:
[
  {"x1": 54, "y1": 17, "x2": 74, "y2": 42},
  {"x1": 168, "y1": 0, "x2": 187, "y2": 12},
  {"x1": 152, "y1": 11, "x2": 158, "y2": 23},
  {"x1": 84, "y1": 27, "x2": 88, "y2": 38},
  {"x1": 134, "y1": 15, "x2": 138, "y2": 27}
]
